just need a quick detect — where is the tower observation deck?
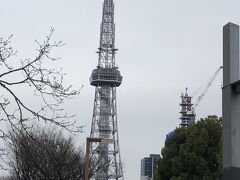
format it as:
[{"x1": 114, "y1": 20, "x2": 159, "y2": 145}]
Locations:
[
  {"x1": 90, "y1": 67, "x2": 122, "y2": 87},
  {"x1": 89, "y1": 0, "x2": 124, "y2": 179}
]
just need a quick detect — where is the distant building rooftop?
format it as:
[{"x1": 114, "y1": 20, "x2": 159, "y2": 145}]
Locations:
[{"x1": 140, "y1": 154, "x2": 160, "y2": 180}]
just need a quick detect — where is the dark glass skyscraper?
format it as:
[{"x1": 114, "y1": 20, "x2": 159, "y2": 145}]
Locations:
[{"x1": 140, "y1": 154, "x2": 160, "y2": 180}]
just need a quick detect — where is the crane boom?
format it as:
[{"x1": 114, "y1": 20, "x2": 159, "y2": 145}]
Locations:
[{"x1": 193, "y1": 66, "x2": 223, "y2": 109}]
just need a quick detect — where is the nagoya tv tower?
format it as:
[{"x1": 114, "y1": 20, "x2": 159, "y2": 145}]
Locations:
[{"x1": 89, "y1": 0, "x2": 124, "y2": 179}]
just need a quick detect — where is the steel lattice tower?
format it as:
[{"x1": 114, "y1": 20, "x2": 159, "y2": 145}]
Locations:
[{"x1": 89, "y1": 0, "x2": 124, "y2": 179}]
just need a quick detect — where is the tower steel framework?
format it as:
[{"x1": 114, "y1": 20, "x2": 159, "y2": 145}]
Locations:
[
  {"x1": 179, "y1": 88, "x2": 195, "y2": 127},
  {"x1": 89, "y1": 0, "x2": 124, "y2": 179}
]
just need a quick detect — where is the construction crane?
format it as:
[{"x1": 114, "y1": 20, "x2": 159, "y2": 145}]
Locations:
[
  {"x1": 193, "y1": 65, "x2": 223, "y2": 111},
  {"x1": 180, "y1": 66, "x2": 223, "y2": 127}
]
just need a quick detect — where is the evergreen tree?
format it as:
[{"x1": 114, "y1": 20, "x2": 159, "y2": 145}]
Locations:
[{"x1": 156, "y1": 116, "x2": 222, "y2": 180}]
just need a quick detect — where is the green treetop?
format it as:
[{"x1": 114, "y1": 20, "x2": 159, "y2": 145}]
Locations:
[{"x1": 156, "y1": 115, "x2": 222, "y2": 180}]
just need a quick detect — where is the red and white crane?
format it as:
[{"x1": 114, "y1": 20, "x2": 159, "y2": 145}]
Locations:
[
  {"x1": 192, "y1": 65, "x2": 223, "y2": 112},
  {"x1": 179, "y1": 66, "x2": 223, "y2": 127}
]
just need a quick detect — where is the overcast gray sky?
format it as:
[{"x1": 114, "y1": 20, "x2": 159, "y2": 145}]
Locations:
[{"x1": 1, "y1": 0, "x2": 239, "y2": 179}]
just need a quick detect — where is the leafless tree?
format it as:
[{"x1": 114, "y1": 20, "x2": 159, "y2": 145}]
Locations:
[
  {"x1": 0, "y1": 28, "x2": 82, "y2": 137},
  {"x1": 7, "y1": 127, "x2": 85, "y2": 180}
]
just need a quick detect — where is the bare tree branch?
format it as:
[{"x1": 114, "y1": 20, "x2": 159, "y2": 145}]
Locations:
[
  {"x1": 6, "y1": 127, "x2": 85, "y2": 180},
  {"x1": 0, "y1": 28, "x2": 83, "y2": 136}
]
